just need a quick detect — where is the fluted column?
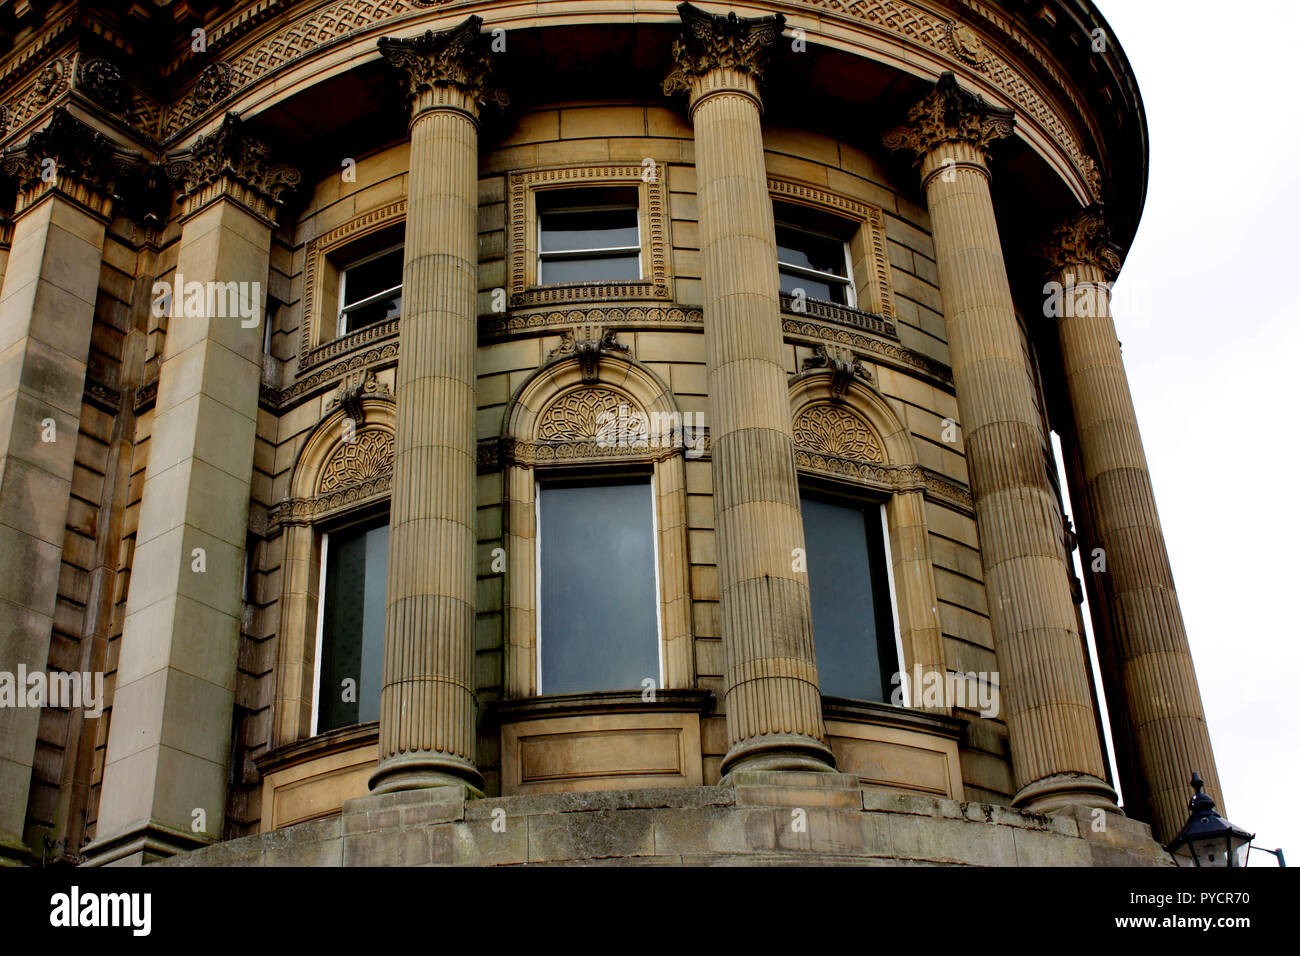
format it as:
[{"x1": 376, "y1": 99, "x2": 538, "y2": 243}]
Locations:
[
  {"x1": 666, "y1": 4, "x2": 834, "y2": 774},
  {"x1": 370, "y1": 17, "x2": 504, "y2": 795},
  {"x1": 885, "y1": 75, "x2": 1116, "y2": 812},
  {"x1": 0, "y1": 110, "x2": 116, "y2": 866},
  {"x1": 1040, "y1": 207, "x2": 1221, "y2": 840}
]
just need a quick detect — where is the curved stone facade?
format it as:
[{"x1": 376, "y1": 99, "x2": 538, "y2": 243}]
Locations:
[{"x1": 0, "y1": 0, "x2": 1213, "y2": 867}]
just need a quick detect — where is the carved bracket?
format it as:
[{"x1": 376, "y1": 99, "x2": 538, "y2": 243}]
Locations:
[
  {"x1": 546, "y1": 326, "x2": 630, "y2": 384},
  {"x1": 802, "y1": 344, "x2": 874, "y2": 402}
]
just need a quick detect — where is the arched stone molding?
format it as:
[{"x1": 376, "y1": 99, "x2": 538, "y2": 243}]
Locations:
[
  {"x1": 788, "y1": 370, "x2": 949, "y2": 712},
  {"x1": 272, "y1": 393, "x2": 396, "y2": 746},
  {"x1": 500, "y1": 351, "x2": 696, "y2": 699}
]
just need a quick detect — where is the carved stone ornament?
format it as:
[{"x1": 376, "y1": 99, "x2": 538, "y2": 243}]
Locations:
[
  {"x1": 946, "y1": 22, "x2": 990, "y2": 68},
  {"x1": 0, "y1": 105, "x2": 8, "y2": 138},
  {"x1": 33, "y1": 58, "x2": 71, "y2": 104},
  {"x1": 537, "y1": 387, "x2": 631, "y2": 442},
  {"x1": 883, "y1": 72, "x2": 1015, "y2": 162},
  {"x1": 193, "y1": 62, "x2": 235, "y2": 110},
  {"x1": 164, "y1": 112, "x2": 301, "y2": 208},
  {"x1": 0, "y1": 107, "x2": 135, "y2": 196},
  {"x1": 324, "y1": 369, "x2": 393, "y2": 423},
  {"x1": 546, "y1": 325, "x2": 630, "y2": 383},
  {"x1": 663, "y1": 2, "x2": 786, "y2": 97},
  {"x1": 793, "y1": 403, "x2": 885, "y2": 463},
  {"x1": 76, "y1": 58, "x2": 129, "y2": 113},
  {"x1": 319, "y1": 429, "x2": 395, "y2": 494},
  {"x1": 1035, "y1": 203, "x2": 1123, "y2": 281},
  {"x1": 801, "y1": 344, "x2": 873, "y2": 402},
  {"x1": 377, "y1": 16, "x2": 508, "y2": 113}
]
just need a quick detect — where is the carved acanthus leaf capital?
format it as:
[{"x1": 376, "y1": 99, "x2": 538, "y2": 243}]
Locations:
[
  {"x1": 0, "y1": 107, "x2": 141, "y2": 206},
  {"x1": 377, "y1": 16, "x2": 508, "y2": 117},
  {"x1": 883, "y1": 72, "x2": 1015, "y2": 164},
  {"x1": 663, "y1": 2, "x2": 786, "y2": 97},
  {"x1": 1035, "y1": 203, "x2": 1123, "y2": 281},
  {"x1": 164, "y1": 113, "x2": 301, "y2": 213}
]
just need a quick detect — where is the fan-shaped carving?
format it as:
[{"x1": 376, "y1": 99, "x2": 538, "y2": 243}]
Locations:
[
  {"x1": 537, "y1": 387, "x2": 640, "y2": 442},
  {"x1": 319, "y1": 429, "x2": 394, "y2": 493},
  {"x1": 793, "y1": 404, "x2": 884, "y2": 462}
]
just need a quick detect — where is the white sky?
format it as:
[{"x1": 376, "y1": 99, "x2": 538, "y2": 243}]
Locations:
[{"x1": 1088, "y1": 0, "x2": 1299, "y2": 864}]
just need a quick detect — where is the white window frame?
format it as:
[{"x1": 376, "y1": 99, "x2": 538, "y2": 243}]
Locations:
[
  {"x1": 534, "y1": 474, "x2": 664, "y2": 696},
  {"x1": 536, "y1": 190, "x2": 642, "y2": 286},
  {"x1": 775, "y1": 219, "x2": 857, "y2": 308},
  {"x1": 336, "y1": 243, "x2": 404, "y2": 338},
  {"x1": 877, "y1": 503, "x2": 908, "y2": 708},
  {"x1": 310, "y1": 531, "x2": 331, "y2": 737}
]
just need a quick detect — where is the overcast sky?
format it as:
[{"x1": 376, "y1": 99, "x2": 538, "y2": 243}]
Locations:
[{"x1": 1089, "y1": 0, "x2": 1299, "y2": 864}]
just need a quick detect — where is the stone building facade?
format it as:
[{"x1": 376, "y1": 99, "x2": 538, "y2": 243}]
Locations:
[{"x1": 0, "y1": 0, "x2": 1217, "y2": 866}]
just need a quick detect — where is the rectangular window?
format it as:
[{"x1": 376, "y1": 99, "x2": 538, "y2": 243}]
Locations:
[
  {"x1": 338, "y1": 246, "x2": 403, "y2": 336},
  {"x1": 800, "y1": 492, "x2": 897, "y2": 702},
  {"x1": 314, "y1": 518, "x2": 388, "y2": 733},
  {"x1": 537, "y1": 477, "x2": 660, "y2": 694},
  {"x1": 537, "y1": 187, "x2": 641, "y2": 285},
  {"x1": 775, "y1": 203, "x2": 855, "y2": 306}
]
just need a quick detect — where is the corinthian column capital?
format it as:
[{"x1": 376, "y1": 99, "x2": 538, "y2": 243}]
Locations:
[
  {"x1": 1037, "y1": 203, "x2": 1123, "y2": 282},
  {"x1": 663, "y1": 3, "x2": 786, "y2": 113},
  {"x1": 165, "y1": 112, "x2": 301, "y2": 224},
  {"x1": 0, "y1": 107, "x2": 121, "y2": 216},
  {"x1": 378, "y1": 15, "x2": 508, "y2": 123},
  {"x1": 884, "y1": 72, "x2": 1015, "y2": 181}
]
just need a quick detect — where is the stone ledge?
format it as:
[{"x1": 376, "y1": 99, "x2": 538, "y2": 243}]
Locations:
[{"x1": 151, "y1": 781, "x2": 1172, "y2": 867}]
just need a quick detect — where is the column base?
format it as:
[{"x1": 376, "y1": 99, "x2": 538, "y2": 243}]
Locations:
[
  {"x1": 368, "y1": 751, "x2": 484, "y2": 798},
  {"x1": 81, "y1": 819, "x2": 213, "y2": 867},
  {"x1": 720, "y1": 733, "x2": 837, "y2": 776},
  {"x1": 0, "y1": 831, "x2": 33, "y2": 867},
  {"x1": 1013, "y1": 772, "x2": 1119, "y2": 815}
]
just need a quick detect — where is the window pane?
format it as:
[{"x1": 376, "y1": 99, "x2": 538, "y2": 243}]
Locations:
[
  {"x1": 318, "y1": 521, "x2": 388, "y2": 732},
  {"x1": 540, "y1": 206, "x2": 639, "y2": 253},
  {"x1": 776, "y1": 225, "x2": 848, "y2": 277},
  {"x1": 539, "y1": 480, "x2": 659, "y2": 694},
  {"x1": 539, "y1": 254, "x2": 640, "y2": 284},
  {"x1": 343, "y1": 291, "x2": 401, "y2": 333},
  {"x1": 342, "y1": 249, "x2": 403, "y2": 308},
  {"x1": 800, "y1": 495, "x2": 896, "y2": 702},
  {"x1": 780, "y1": 270, "x2": 848, "y2": 305}
]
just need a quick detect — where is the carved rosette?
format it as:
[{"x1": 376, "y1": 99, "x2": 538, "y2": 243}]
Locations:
[
  {"x1": 537, "y1": 387, "x2": 629, "y2": 442},
  {"x1": 164, "y1": 113, "x2": 301, "y2": 222},
  {"x1": 76, "y1": 58, "x2": 130, "y2": 113},
  {"x1": 883, "y1": 72, "x2": 1015, "y2": 165},
  {"x1": 946, "y1": 22, "x2": 990, "y2": 69},
  {"x1": 377, "y1": 15, "x2": 507, "y2": 120},
  {"x1": 793, "y1": 403, "x2": 885, "y2": 463},
  {"x1": 1035, "y1": 203, "x2": 1123, "y2": 282},
  {"x1": 193, "y1": 62, "x2": 235, "y2": 110},
  {"x1": 663, "y1": 2, "x2": 786, "y2": 102},
  {"x1": 32, "y1": 58, "x2": 71, "y2": 104}
]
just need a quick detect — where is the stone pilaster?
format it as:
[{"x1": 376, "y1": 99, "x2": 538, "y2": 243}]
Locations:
[
  {"x1": 369, "y1": 17, "x2": 504, "y2": 796},
  {"x1": 85, "y1": 115, "x2": 298, "y2": 866},
  {"x1": 1039, "y1": 206, "x2": 1221, "y2": 841},
  {"x1": 885, "y1": 74, "x2": 1116, "y2": 813},
  {"x1": 0, "y1": 109, "x2": 119, "y2": 865},
  {"x1": 666, "y1": 4, "x2": 835, "y2": 774}
]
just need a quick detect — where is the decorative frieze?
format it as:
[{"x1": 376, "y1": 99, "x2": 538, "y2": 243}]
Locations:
[{"x1": 482, "y1": 305, "x2": 702, "y2": 340}]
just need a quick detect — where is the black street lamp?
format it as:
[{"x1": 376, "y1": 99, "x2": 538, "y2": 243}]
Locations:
[{"x1": 1165, "y1": 773, "x2": 1254, "y2": 867}]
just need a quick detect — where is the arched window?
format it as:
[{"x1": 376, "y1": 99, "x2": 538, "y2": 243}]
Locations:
[{"x1": 499, "y1": 339, "x2": 695, "y2": 698}]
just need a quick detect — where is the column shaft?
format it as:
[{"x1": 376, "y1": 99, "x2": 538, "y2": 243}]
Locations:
[
  {"x1": 921, "y1": 141, "x2": 1113, "y2": 808},
  {"x1": 371, "y1": 95, "x2": 482, "y2": 794},
  {"x1": 1052, "y1": 252, "x2": 1221, "y2": 840},
  {"x1": 669, "y1": 15, "x2": 833, "y2": 770},
  {"x1": 0, "y1": 192, "x2": 107, "y2": 865}
]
